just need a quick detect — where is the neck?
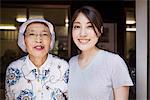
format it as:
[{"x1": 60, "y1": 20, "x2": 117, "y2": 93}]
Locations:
[
  {"x1": 80, "y1": 47, "x2": 100, "y2": 59},
  {"x1": 78, "y1": 47, "x2": 100, "y2": 69},
  {"x1": 29, "y1": 55, "x2": 48, "y2": 68}
]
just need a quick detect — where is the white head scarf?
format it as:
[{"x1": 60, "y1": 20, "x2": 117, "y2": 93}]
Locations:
[{"x1": 18, "y1": 18, "x2": 55, "y2": 52}]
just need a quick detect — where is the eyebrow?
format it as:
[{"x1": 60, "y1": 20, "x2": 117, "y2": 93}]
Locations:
[
  {"x1": 87, "y1": 22, "x2": 92, "y2": 24},
  {"x1": 73, "y1": 21, "x2": 91, "y2": 24},
  {"x1": 73, "y1": 22, "x2": 80, "y2": 24}
]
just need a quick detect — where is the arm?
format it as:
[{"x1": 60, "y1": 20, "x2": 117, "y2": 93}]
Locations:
[
  {"x1": 5, "y1": 68, "x2": 15, "y2": 100},
  {"x1": 114, "y1": 86, "x2": 129, "y2": 100}
]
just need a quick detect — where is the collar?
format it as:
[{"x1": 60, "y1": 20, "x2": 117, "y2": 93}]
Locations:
[{"x1": 21, "y1": 54, "x2": 53, "y2": 78}]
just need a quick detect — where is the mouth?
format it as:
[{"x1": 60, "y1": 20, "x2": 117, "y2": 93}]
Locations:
[
  {"x1": 34, "y1": 45, "x2": 44, "y2": 50},
  {"x1": 78, "y1": 39, "x2": 90, "y2": 44}
]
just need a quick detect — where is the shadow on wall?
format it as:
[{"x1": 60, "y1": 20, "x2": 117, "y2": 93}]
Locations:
[{"x1": 0, "y1": 49, "x2": 24, "y2": 100}]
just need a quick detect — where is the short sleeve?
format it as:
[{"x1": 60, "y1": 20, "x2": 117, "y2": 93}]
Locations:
[{"x1": 111, "y1": 55, "x2": 133, "y2": 89}]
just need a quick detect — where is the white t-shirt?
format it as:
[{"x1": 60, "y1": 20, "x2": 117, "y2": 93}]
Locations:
[
  {"x1": 5, "y1": 54, "x2": 69, "y2": 100},
  {"x1": 68, "y1": 50, "x2": 133, "y2": 100}
]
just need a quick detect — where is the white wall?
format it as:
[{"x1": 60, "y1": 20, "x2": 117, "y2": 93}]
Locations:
[{"x1": 136, "y1": 0, "x2": 148, "y2": 99}]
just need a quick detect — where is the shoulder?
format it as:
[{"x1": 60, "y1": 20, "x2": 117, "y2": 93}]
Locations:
[
  {"x1": 102, "y1": 50, "x2": 123, "y2": 61},
  {"x1": 69, "y1": 55, "x2": 78, "y2": 62},
  {"x1": 51, "y1": 54, "x2": 68, "y2": 63},
  {"x1": 7, "y1": 56, "x2": 27, "y2": 69},
  {"x1": 101, "y1": 50, "x2": 127, "y2": 70},
  {"x1": 6, "y1": 56, "x2": 27, "y2": 77},
  {"x1": 103, "y1": 50, "x2": 128, "y2": 71},
  {"x1": 50, "y1": 54, "x2": 69, "y2": 67}
]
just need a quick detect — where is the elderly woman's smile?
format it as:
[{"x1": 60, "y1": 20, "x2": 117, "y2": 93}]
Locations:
[{"x1": 34, "y1": 45, "x2": 44, "y2": 50}]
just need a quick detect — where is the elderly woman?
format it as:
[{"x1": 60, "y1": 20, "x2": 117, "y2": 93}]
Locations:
[{"x1": 5, "y1": 18, "x2": 69, "y2": 100}]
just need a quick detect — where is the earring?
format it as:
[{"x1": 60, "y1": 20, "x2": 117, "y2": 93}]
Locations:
[{"x1": 101, "y1": 26, "x2": 103, "y2": 34}]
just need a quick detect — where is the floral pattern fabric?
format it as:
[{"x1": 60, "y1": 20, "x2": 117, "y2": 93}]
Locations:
[{"x1": 5, "y1": 54, "x2": 69, "y2": 100}]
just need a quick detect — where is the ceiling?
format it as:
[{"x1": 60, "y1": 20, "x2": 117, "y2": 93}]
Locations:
[
  {"x1": 0, "y1": 6, "x2": 69, "y2": 27},
  {"x1": 0, "y1": 3, "x2": 135, "y2": 30}
]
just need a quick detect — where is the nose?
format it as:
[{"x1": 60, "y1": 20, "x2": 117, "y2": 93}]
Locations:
[
  {"x1": 35, "y1": 34, "x2": 42, "y2": 43},
  {"x1": 80, "y1": 27, "x2": 87, "y2": 36}
]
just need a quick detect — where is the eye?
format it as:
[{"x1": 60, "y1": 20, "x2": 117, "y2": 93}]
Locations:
[
  {"x1": 87, "y1": 23, "x2": 93, "y2": 28},
  {"x1": 43, "y1": 33, "x2": 49, "y2": 36},
  {"x1": 42, "y1": 31, "x2": 50, "y2": 36},
  {"x1": 73, "y1": 25, "x2": 80, "y2": 29},
  {"x1": 87, "y1": 25, "x2": 93, "y2": 28},
  {"x1": 28, "y1": 33, "x2": 35, "y2": 36}
]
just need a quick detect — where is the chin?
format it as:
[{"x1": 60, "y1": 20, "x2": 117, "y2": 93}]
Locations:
[{"x1": 78, "y1": 47, "x2": 89, "y2": 51}]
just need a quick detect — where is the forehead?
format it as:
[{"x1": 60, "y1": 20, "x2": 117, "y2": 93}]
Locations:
[
  {"x1": 74, "y1": 13, "x2": 90, "y2": 23},
  {"x1": 26, "y1": 22, "x2": 49, "y2": 30}
]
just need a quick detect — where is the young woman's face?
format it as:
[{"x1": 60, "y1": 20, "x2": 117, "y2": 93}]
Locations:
[
  {"x1": 72, "y1": 13, "x2": 99, "y2": 51},
  {"x1": 24, "y1": 23, "x2": 51, "y2": 58}
]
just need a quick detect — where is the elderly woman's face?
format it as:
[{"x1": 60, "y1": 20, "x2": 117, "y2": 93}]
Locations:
[{"x1": 24, "y1": 22, "x2": 51, "y2": 58}]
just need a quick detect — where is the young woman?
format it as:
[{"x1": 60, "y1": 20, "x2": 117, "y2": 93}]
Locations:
[
  {"x1": 5, "y1": 18, "x2": 69, "y2": 100},
  {"x1": 68, "y1": 6, "x2": 133, "y2": 100}
]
